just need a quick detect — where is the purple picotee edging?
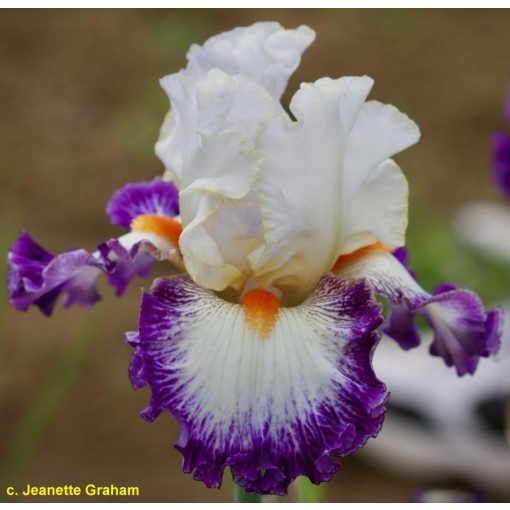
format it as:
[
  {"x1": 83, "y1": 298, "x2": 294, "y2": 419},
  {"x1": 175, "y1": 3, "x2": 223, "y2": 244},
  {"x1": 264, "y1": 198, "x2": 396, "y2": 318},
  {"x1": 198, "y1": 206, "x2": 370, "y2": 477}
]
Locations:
[
  {"x1": 106, "y1": 177, "x2": 179, "y2": 229},
  {"x1": 127, "y1": 273, "x2": 387, "y2": 495},
  {"x1": 422, "y1": 283, "x2": 503, "y2": 376},
  {"x1": 382, "y1": 247, "x2": 421, "y2": 350},
  {"x1": 8, "y1": 178, "x2": 182, "y2": 315},
  {"x1": 382, "y1": 249, "x2": 502, "y2": 376},
  {"x1": 7, "y1": 230, "x2": 104, "y2": 316},
  {"x1": 7, "y1": 232, "x2": 162, "y2": 316}
]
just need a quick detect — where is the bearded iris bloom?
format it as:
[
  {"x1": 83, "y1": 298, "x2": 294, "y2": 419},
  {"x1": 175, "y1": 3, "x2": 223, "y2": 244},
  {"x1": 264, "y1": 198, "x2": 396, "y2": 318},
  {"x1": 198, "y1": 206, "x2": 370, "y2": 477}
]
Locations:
[{"x1": 7, "y1": 22, "x2": 502, "y2": 496}]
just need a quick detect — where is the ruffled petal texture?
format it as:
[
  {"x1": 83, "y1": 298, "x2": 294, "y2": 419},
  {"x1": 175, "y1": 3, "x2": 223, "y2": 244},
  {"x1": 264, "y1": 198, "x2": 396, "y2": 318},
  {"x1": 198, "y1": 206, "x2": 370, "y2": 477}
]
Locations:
[
  {"x1": 128, "y1": 274, "x2": 386, "y2": 495},
  {"x1": 334, "y1": 244, "x2": 502, "y2": 376},
  {"x1": 158, "y1": 70, "x2": 277, "y2": 291},
  {"x1": 424, "y1": 283, "x2": 503, "y2": 375},
  {"x1": 250, "y1": 77, "x2": 418, "y2": 302},
  {"x1": 155, "y1": 19, "x2": 419, "y2": 303},
  {"x1": 8, "y1": 178, "x2": 183, "y2": 315},
  {"x1": 106, "y1": 177, "x2": 179, "y2": 229},
  {"x1": 186, "y1": 21, "x2": 315, "y2": 101},
  {"x1": 8, "y1": 231, "x2": 103, "y2": 316}
]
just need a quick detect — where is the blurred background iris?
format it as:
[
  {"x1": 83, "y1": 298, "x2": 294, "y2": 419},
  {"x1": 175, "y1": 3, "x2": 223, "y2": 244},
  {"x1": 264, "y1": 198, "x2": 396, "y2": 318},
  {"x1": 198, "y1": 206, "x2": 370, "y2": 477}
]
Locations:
[{"x1": 1, "y1": 8, "x2": 510, "y2": 502}]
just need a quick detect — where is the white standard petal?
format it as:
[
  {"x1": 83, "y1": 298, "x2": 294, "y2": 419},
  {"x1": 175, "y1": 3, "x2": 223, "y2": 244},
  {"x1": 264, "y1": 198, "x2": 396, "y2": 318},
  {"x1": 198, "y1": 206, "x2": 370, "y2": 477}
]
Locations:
[
  {"x1": 163, "y1": 71, "x2": 277, "y2": 291},
  {"x1": 343, "y1": 100, "x2": 420, "y2": 197},
  {"x1": 155, "y1": 69, "x2": 277, "y2": 186},
  {"x1": 186, "y1": 21, "x2": 316, "y2": 100},
  {"x1": 249, "y1": 76, "x2": 416, "y2": 303},
  {"x1": 338, "y1": 100, "x2": 419, "y2": 254},
  {"x1": 340, "y1": 159, "x2": 409, "y2": 254}
]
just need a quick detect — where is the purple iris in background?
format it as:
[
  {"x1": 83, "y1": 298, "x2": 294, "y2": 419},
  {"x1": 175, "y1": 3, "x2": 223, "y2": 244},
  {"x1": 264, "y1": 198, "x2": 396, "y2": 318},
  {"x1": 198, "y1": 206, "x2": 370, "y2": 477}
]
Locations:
[
  {"x1": 493, "y1": 90, "x2": 510, "y2": 200},
  {"x1": 6, "y1": 22, "x2": 503, "y2": 496}
]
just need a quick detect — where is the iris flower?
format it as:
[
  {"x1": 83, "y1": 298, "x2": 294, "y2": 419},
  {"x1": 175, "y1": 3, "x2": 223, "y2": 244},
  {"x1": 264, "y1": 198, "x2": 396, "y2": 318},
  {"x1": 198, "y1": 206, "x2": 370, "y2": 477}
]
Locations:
[
  {"x1": 7, "y1": 22, "x2": 502, "y2": 496},
  {"x1": 493, "y1": 89, "x2": 510, "y2": 200}
]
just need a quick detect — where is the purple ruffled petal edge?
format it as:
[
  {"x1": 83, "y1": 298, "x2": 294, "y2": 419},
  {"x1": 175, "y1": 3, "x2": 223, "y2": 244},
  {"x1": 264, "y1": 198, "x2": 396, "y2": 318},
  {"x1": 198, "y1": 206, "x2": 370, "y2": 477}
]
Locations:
[
  {"x1": 381, "y1": 249, "x2": 502, "y2": 376},
  {"x1": 126, "y1": 274, "x2": 387, "y2": 495},
  {"x1": 106, "y1": 178, "x2": 180, "y2": 229},
  {"x1": 382, "y1": 302, "x2": 421, "y2": 350},
  {"x1": 7, "y1": 231, "x2": 104, "y2": 316},
  {"x1": 423, "y1": 283, "x2": 503, "y2": 376},
  {"x1": 382, "y1": 247, "x2": 421, "y2": 350},
  {"x1": 98, "y1": 239, "x2": 154, "y2": 296},
  {"x1": 7, "y1": 231, "x2": 158, "y2": 316}
]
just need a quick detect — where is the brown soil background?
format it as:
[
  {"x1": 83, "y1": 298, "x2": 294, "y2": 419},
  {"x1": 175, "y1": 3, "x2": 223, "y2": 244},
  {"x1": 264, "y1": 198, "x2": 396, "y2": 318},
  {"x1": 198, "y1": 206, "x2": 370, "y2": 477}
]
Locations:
[{"x1": 1, "y1": 9, "x2": 510, "y2": 502}]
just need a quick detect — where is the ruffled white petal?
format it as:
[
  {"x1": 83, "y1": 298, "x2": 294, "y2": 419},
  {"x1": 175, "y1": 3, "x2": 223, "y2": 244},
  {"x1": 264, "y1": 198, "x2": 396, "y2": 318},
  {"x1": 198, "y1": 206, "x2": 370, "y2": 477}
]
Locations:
[
  {"x1": 156, "y1": 70, "x2": 277, "y2": 291},
  {"x1": 340, "y1": 159, "x2": 409, "y2": 254},
  {"x1": 343, "y1": 100, "x2": 420, "y2": 197},
  {"x1": 117, "y1": 230, "x2": 182, "y2": 267},
  {"x1": 155, "y1": 25, "x2": 420, "y2": 301},
  {"x1": 186, "y1": 21, "x2": 315, "y2": 100},
  {"x1": 250, "y1": 77, "x2": 417, "y2": 302},
  {"x1": 156, "y1": 69, "x2": 276, "y2": 187}
]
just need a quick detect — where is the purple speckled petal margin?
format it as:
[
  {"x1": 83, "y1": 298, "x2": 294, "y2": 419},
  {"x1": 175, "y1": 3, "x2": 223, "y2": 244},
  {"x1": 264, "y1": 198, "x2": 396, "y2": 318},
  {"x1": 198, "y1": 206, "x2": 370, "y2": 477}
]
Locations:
[
  {"x1": 106, "y1": 178, "x2": 179, "y2": 229},
  {"x1": 98, "y1": 239, "x2": 154, "y2": 296},
  {"x1": 386, "y1": 259, "x2": 502, "y2": 376},
  {"x1": 8, "y1": 179, "x2": 182, "y2": 316},
  {"x1": 7, "y1": 231, "x2": 103, "y2": 316},
  {"x1": 335, "y1": 247, "x2": 502, "y2": 376},
  {"x1": 382, "y1": 303, "x2": 421, "y2": 350},
  {"x1": 7, "y1": 231, "x2": 162, "y2": 316},
  {"x1": 127, "y1": 274, "x2": 386, "y2": 495},
  {"x1": 422, "y1": 283, "x2": 503, "y2": 376},
  {"x1": 382, "y1": 247, "x2": 421, "y2": 350}
]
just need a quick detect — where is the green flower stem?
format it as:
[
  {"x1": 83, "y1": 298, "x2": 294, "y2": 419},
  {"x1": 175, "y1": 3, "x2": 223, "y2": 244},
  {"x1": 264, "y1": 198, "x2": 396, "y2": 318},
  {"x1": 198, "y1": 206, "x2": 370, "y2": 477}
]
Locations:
[
  {"x1": 233, "y1": 481, "x2": 262, "y2": 503},
  {"x1": 0, "y1": 305, "x2": 109, "y2": 501},
  {"x1": 298, "y1": 476, "x2": 323, "y2": 503}
]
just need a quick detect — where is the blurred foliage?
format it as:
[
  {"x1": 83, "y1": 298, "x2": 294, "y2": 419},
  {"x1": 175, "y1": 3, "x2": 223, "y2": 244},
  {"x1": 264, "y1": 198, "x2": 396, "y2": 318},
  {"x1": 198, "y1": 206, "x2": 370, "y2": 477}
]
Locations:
[
  {"x1": 142, "y1": 10, "x2": 213, "y2": 61},
  {"x1": 0, "y1": 305, "x2": 109, "y2": 501},
  {"x1": 407, "y1": 206, "x2": 510, "y2": 305}
]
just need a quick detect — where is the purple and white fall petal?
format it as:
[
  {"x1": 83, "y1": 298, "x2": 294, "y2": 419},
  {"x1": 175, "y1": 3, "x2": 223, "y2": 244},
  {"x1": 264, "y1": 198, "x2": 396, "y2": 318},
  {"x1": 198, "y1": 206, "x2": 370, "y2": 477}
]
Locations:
[
  {"x1": 334, "y1": 245, "x2": 502, "y2": 376},
  {"x1": 128, "y1": 274, "x2": 386, "y2": 495},
  {"x1": 8, "y1": 178, "x2": 182, "y2": 315}
]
